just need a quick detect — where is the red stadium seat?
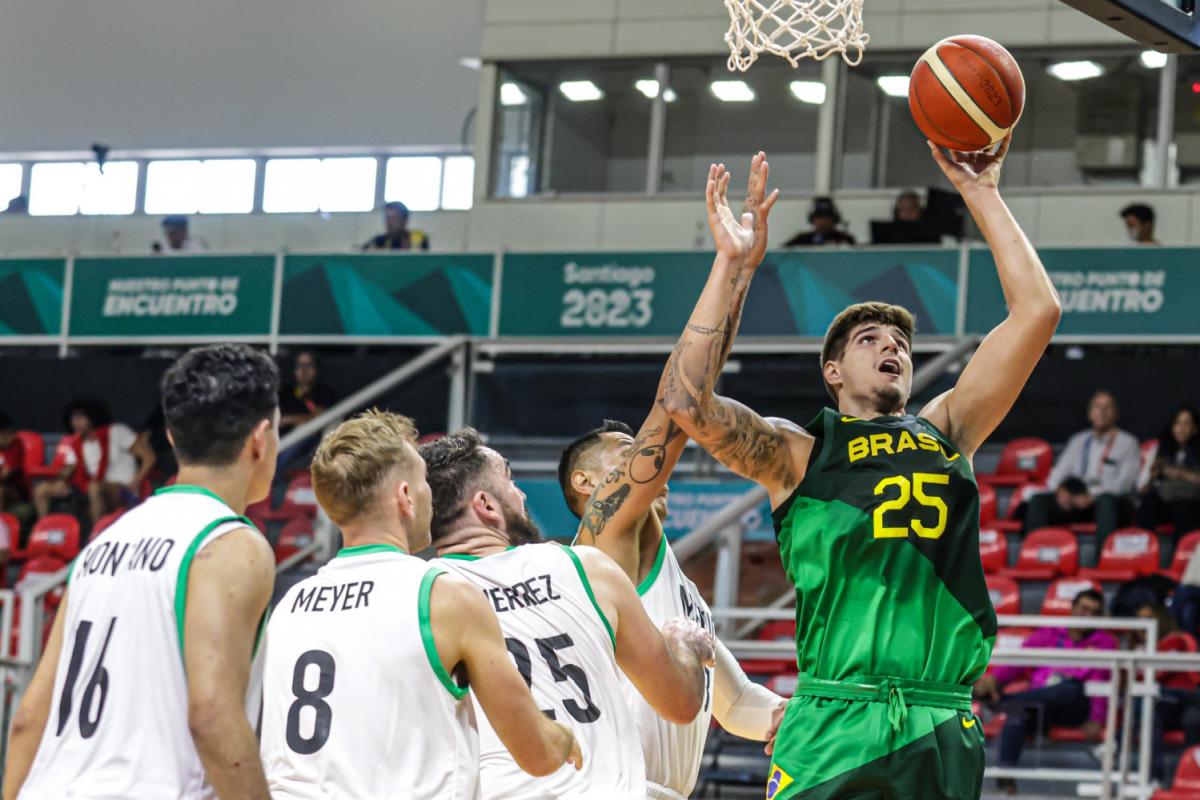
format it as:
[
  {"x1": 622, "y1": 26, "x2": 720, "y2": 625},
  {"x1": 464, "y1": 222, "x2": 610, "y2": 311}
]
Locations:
[
  {"x1": 1167, "y1": 531, "x2": 1200, "y2": 582},
  {"x1": 1001, "y1": 527, "x2": 1078, "y2": 581},
  {"x1": 986, "y1": 575, "x2": 1020, "y2": 615},
  {"x1": 27, "y1": 514, "x2": 81, "y2": 562},
  {"x1": 994, "y1": 482, "x2": 1046, "y2": 534},
  {"x1": 262, "y1": 474, "x2": 319, "y2": 522},
  {"x1": 1141, "y1": 439, "x2": 1159, "y2": 476},
  {"x1": 274, "y1": 518, "x2": 314, "y2": 564},
  {"x1": 0, "y1": 512, "x2": 18, "y2": 553},
  {"x1": 90, "y1": 509, "x2": 125, "y2": 540},
  {"x1": 994, "y1": 627, "x2": 1032, "y2": 652},
  {"x1": 1049, "y1": 726, "x2": 1104, "y2": 742},
  {"x1": 14, "y1": 431, "x2": 56, "y2": 481},
  {"x1": 1040, "y1": 578, "x2": 1102, "y2": 616},
  {"x1": 978, "y1": 482, "x2": 997, "y2": 528},
  {"x1": 741, "y1": 620, "x2": 797, "y2": 677},
  {"x1": 979, "y1": 528, "x2": 1007, "y2": 574},
  {"x1": 1153, "y1": 745, "x2": 1200, "y2": 799},
  {"x1": 1080, "y1": 528, "x2": 1161, "y2": 583},
  {"x1": 984, "y1": 438, "x2": 1053, "y2": 488},
  {"x1": 1159, "y1": 633, "x2": 1200, "y2": 691}
]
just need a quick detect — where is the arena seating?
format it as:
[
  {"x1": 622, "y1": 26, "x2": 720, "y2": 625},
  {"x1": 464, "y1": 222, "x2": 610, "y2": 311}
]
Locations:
[
  {"x1": 979, "y1": 528, "x2": 1007, "y2": 574},
  {"x1": 1154, "y1": 745, "x2": 1200, "y2": 800},
  {"x1": 1167, "y1": 531, "x2": 1200, "y2": 582},
  {"x1": 26, "y1": 514, "x2": 81, "y2": 562},
  {"x1": 740, "y1": 620, "x2": 797, "y2": 677},
  {"x1": 986, "y1": 575, "x2": 1020, "y2": 615},
  {"x1": 1079, "y1": 528, "x2": 1161, "y2": 583},
  {"x1": 981, "y1": 437, "x2": 1053, "y2": 488},
  {"x1": 274, "y1": 518, "x2": 315, "y2": 564},
  {"x1": 1041, "y1": 578, "x2": 1103, "y2": 615},
  {"x1": 1001, "y1": 527, "x2": 1079, "y2": 581}
]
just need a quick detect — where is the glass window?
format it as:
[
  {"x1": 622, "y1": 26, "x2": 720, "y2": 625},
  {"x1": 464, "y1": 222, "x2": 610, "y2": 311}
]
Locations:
[
  {"x1": 0, "y1": 164, "x2": 21, "y2": 206},
  {"x1": 493, "y1": 76, "x2": 543, "y2": 198},
  {"x1": 145, "y1": 159, "x2": 256, "y2": 214},
  {"x1": 263, "y1": 157, "x2": 377, "y2": 213},
  {"x1": 384, "y1": 157, "x2": 442, "y2": 211},
  {"x1": 661, "y1": 59, "x2": 822, "y2": 194},
  {"x1": 29, "y1": 161, "x2": 138, "y2": 216},
  {"x1": 440, "y1": 156, "x2": 475, "y2": 210}
]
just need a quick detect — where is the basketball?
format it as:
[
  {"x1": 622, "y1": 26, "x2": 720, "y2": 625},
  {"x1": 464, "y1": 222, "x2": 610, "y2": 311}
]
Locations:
[{"x1": 908, "y1": 35, "x2": 1025, "y2": 152}]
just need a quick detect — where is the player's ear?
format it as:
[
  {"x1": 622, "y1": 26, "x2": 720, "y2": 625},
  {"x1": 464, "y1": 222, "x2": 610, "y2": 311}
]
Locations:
[
  {"x1": 570, "y1": 468, "x2": 594, "y2": 500},
  {"x1": 472, "y1": 490, "x2": 504, "y2": 527},
  {"x1": 248, "y1": 418, "x2": 273, "y2": 461},
  {"x1": 823, "y1": 359, "x2": 843, "y2": 392},
  {"x1": 395, "y1": 480, "x2": 415, "y2": 519}
]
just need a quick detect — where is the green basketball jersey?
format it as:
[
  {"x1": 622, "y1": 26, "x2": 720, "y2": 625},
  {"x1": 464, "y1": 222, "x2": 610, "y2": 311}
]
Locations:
[{"x1": 772, "y1": 408, "x2": 995, "y2": 687}]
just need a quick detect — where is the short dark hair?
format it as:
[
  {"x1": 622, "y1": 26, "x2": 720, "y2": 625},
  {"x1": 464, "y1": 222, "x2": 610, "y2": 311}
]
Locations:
[
  {"x1": 557, "y1": 420, "x2": 635, "y2": 518},
  {"x1": 420, "y1": 428, "x2": 492, "y2": 542},
  {"x1": 160, "y1": 344, "x2": 279, "y2": 466},
  {"x1": 819, "y1": 302, "x2": 915, "y2": 401},
  {"x1": 384, "y1": 201, "x2": 410, "y2": 218},
  {"x1": 1073, "y1": 588, "x2": 1104, "y2": 609},
  {"x1": 1120, "y1": 204, "x2": 1154, "y2": 225},
  {"x1": 62, "y1": 399, "x2": 111, "y2": 433}
]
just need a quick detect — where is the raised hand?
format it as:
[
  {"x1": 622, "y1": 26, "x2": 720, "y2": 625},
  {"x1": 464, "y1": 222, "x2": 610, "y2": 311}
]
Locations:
[
  {"x1": 663, "y1": 617, "x2": 717, "y2": 668},
  {"x1": 929, "y1": 134, "x2": 1011, "y2": 196},
  {"x1": 741, "y1": 151, "x2": 781, "y2": 269},
  {"x1": 706, "y1": 163, "x2": 755, "y2": 260}
]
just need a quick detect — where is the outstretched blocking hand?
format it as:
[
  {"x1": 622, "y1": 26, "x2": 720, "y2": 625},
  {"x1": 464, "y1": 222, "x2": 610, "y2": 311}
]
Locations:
[
  {"x1": 741, "y1": 151, "x2": 780, "y2": 269},
  {"x1": 928, "y1": 134, "x2": 1010, "y2": 196},
  {"x1": 706, "y1": 163, "x2": 753, "y2": 259}
]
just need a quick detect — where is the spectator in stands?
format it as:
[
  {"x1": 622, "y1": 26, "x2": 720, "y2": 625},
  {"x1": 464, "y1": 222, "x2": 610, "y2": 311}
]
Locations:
[
  {"x1": 1137, "y1": 405, "x2": 1200, "y2": 535},
  {"x1": 1175, "y1": 547, "x2": 1200, "y2": 636},
  {"x1": 894, "y1": 190, "x2": 922, "y2": 224},
  {"x1": 1025, "y1": 390, "x2": 1140, "y2": 542},
  {"x1": 152, "y1": 215, "x2": 207, "y2": 254},
  {"x1": 138, "y1": 400, "x2": 176, "y2": 484},
  {"x1": 32, "y1": 399, "x2": 156, "y2": 525},
  {"x1": 784, "y1": 197, "x2": 856, "y2": 247},
  {"x1": 3, "y1": 196, "x2": 28, "y2": 215},
  {"x1": 0, "y1": 413, "x2": 32, "y2": 528},
  {"x1": 362, "y1": 201, "x2": 430, "y2": 251},
  {"x1": 279, "y1": 351, "x2": 338, "y2": 436},
  {"x1": 1120, "y1": 204, "x2": 1159, "y2": 246},
  {"x1": 974, "y1": 588, "x2": 1117, "y2": 794}
]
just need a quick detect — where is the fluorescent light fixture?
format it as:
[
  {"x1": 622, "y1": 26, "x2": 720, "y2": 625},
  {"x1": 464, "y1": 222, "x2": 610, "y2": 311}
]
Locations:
[
  {"x1": 663, "y1": 88, "x2": 677, "y2": 102},
  {"x1": 500, "y1": 82, "x2": 528, "y2": 107},
  {"x1": 636, "y1": 79, "x2": 660, "y2": 99},
  {"x1": 876, "y1": 76, "x2": 910, "y2": 98},
  {"x1": 558, "y1": 80, "x2": 604, "y2": 102},
  {"x1": 1047, "y1": 60, "x2": 1103, "y2": 81},
  {"x1": 1140, "y1": 50, "x2": 1168, "y2": 69},
  {"x1": 459, "y1": 57, "x2": 482, "y2": 70},
  {"x1": 710, "y1": 80, "x2": 755, "y2": 102},
  {"x1": 789, "y1": 80, "x2": 827, "y2": 104}
]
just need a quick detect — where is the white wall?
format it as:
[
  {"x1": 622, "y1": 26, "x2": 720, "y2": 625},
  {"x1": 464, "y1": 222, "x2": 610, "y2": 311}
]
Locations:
[{"x1": 0, "y1": 0, "x2": 485, "y2": 152}]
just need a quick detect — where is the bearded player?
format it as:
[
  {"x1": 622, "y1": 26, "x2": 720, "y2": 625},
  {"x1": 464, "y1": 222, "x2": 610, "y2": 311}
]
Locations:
[
  {"x1": 662, "y1": 140, "x2": 1060, "y2": 800},
  {"x1": 559, "y1": 154, "x2": 788, "y2": 800}
]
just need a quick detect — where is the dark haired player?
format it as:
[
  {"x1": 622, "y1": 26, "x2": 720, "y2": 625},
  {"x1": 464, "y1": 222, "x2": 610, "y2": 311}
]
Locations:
[
  {"x1": 6, "y1": 344, "x2": 280, "y2": 800},
  {"x1": 661, "y1": 141, "x2": 1060, "y2": 799}
]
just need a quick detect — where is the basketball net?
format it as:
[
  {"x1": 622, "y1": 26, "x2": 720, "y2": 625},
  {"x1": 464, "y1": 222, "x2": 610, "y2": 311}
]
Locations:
[{"x1": 723, "y1": 0, "x2": 869, "y2": 70}]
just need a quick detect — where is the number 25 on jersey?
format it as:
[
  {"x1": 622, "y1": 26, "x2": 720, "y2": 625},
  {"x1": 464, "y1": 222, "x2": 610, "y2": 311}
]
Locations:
[{"x1": 872, "y1": 472, "x2": 950, "y2": 540}]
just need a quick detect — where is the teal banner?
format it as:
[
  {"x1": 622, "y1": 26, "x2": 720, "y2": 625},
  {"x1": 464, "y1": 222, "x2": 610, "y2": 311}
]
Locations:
[
  {"x1": 69, "y1": 256, "x2": 275, "y2": 337},
  {"x1": 497, "y1": 249, "x2": 960, "y2": 337},
  {"x1": 0, "y1": 259, "x2": 66, "y2": 337},
  {"x1": 966, "y1": 247, "x2": 1189, "y2": 336},
  {"x1": 280, "y1": 254, "x2": 494, "y2": 337},
  {"x1": 519, "y1": 477, "x2": 774, "y2": 543}
]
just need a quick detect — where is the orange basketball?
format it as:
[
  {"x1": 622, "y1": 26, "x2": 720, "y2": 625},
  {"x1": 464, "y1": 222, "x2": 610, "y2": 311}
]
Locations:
[{"x1": 908, "y1": 35, "x2": 1025, "y2": 152}]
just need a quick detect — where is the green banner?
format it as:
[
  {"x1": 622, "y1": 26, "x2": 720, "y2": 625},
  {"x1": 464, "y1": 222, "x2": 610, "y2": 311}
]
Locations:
[
  {"x1": 966, "y1": 247, "x2": 1189, "y2": 336},
  {"x1": 0, "y1": 259, "x2": 66, "y2": 337},
  {"x1": 69, "y1": 256, "x2": 275, "y2": 337},
  {"x1": 280, "y1": 254, "x2": 493, "y2": 337},
  {"x1": 497, "y1": 249, "x2": 960, "y2": 337}
]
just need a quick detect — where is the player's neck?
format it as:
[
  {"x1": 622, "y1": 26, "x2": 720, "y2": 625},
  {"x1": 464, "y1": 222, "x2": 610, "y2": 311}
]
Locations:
[
  {"x1": 340, "y1": 525, "x2": 411, "y2": 554},
  {"x1": 434, "y1": 524, "x2": 511, "y2": 558},
  {"x1": 838, "y1": 398, "x2": 906, "y2": 420},
  {"x1": 174, "y1": 467, "x2": 254, "y2": 515}
]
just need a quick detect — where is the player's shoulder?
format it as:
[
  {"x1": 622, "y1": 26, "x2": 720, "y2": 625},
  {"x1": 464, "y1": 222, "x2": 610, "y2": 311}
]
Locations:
[{"x1": 199, "y1": 523, "x2": 274, "y2": 575}]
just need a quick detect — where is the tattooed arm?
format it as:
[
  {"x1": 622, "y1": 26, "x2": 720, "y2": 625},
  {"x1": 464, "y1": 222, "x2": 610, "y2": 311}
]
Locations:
[
  {"x1": 662, "y1": 158, "x2": 813, "y2": 508},
  {"x1": 576, "y1": 155, "x2": 781, "y2": 577}
]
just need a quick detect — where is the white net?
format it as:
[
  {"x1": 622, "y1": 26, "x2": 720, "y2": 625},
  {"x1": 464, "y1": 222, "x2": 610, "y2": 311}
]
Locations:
[{"x1": 723, "y1": 0, "x2": 869, "y2": 70}]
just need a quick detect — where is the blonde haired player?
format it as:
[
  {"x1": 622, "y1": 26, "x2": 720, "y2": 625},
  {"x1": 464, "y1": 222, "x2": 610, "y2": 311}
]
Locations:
[
  {"x1": 5, "y1": 344, "x2": 281, "y2": 800},
  {"x1": 560, "y1": 153, "x2": 787, "y2": 800},
  {"x1": 260, "y1": 411, "x2": 581, "y2": 799},
  {"x1": 421, "y1": 429, "x2": 715, "y2": 800}
]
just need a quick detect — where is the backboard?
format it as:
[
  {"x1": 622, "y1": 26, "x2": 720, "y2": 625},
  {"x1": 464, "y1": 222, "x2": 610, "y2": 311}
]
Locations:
[{"x1": 1059, "y1": 0, "x2": 1200, "y2": 52}]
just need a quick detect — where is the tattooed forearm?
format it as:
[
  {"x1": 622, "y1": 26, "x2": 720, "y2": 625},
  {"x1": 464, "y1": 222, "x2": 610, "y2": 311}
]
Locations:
[{"x1": 582, "y1": 484, "x2": 632, "y2": 537}]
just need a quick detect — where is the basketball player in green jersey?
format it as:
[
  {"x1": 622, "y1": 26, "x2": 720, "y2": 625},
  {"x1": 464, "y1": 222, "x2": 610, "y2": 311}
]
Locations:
[{"x1": 662, "y1": 138, "x2": 1060, "y2": 800}]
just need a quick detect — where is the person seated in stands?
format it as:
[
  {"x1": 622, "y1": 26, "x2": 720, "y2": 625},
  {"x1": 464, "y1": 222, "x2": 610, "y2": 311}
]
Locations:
[
  {"x1": 277, "y1": 351, "x2": 339, "y2": 470},
  {"x1": 1120, "y1": 203, "x2": 1160, "y2": 246},
  {"x1": 32, "y1": 399, "x2": 156, "y2": 526},
  {"x1": 1025, "y1": 390, "x2": 1140, "y2": 543},
  {"x1": 362, "y1": 201, "x2": 430, "y2": 251},
  {"x1": 152, "y1": 215, "x2": 207, "y2": 254},
  {"x1": 784, "y1": 196, "x2": 856, "y2": 247},
  {"x1": 1137, "y1": 405, "x2": 1200, "y2": 535},
  {"x1": 974, "y1": 589, "x2": 1117, "y2": 795},
  {"x1": 0, "y1": 413, "x2": 33, "y2": 530}
]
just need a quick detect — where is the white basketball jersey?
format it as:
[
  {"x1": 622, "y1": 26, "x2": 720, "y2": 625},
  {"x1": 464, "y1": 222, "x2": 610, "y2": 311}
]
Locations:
[
  {"x1": 624, "y1": 536, "x2": 715, "y2": 797},
  {"x1": 260, "y1": 544, "x2": 479, "y2": 800},
  {"x1": 436, "y1": 543, "x2": 644, "y2": 800},
  {"x1": 20, "y1": 485, "x2": 261, "y2": 800}
]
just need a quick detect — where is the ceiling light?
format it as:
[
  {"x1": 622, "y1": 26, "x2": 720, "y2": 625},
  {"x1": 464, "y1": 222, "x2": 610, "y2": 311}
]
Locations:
[
  {"x1": 1140, "y1": 50, "x2": 1168, "y2": 69},
  {"x1": 636, "y1": 79, "x2": 660, "y2": 99},
  {"x1": 1048, "y1": 60, "x2": 1103, "y2": 81},
  {"x1": 663, "y1": 88, "x2": 677, "y2": 102},
  {"x1": 459, "y1": 57, "x2": 482, "y2": 70},
  {"x1": 876, "y1": 76, "x2": 910, "y2": 97},
  {"x1": 500, "y1": 82, "x2": 528, "y2": 107},
  {"x1": 789, "y1": 80, "x2": 827, "y2": 104},
  {"x1": 559, "y1": 80, "x2": 604, "y2": 102},
  {"x1": 710, "y1": 80, "x2": 755, "y2": 102}
]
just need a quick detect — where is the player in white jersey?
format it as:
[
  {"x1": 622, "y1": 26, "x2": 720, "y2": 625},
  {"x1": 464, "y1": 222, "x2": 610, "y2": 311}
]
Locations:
[
  {"x1": 260, "y1": 411, "x2": 580, "y2": 800},
  {"x1": 5, "y1": 344, "x2": 280, "y2": 800},
  {"x1": 421, "y1": 429, "x2": 715, "y2": 800},
  {"x1": 559, "y1": 154, "x2": 788, "y2": 800}
]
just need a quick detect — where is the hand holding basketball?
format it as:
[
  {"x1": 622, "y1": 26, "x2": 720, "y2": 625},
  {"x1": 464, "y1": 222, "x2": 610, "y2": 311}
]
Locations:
[{"x1": 929, "y1": 134, "x2": 1010, "y2": 195}]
